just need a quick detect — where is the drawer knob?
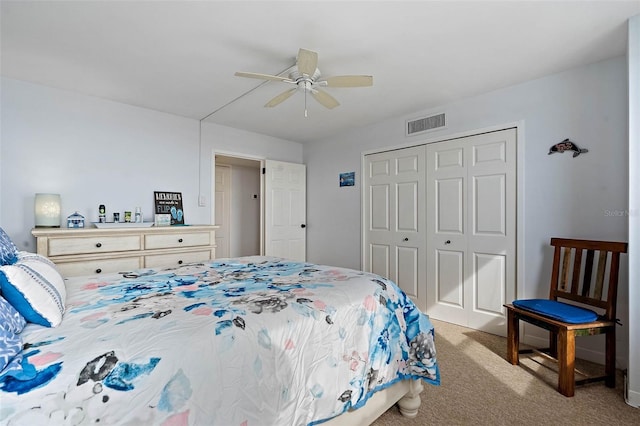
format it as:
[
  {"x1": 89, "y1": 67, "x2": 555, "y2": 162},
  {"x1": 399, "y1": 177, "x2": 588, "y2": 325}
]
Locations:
[
  {"x1": 96, "y1": 242, "x2": 102, "y2": 248},
  {"x1": 178, "y1": 238, "x2": 183, "y2": 243},
  {"x1": 96, "y1": 268, "x2": 102, "y2": 274},
  {"x1": 178, "y1": 260, "x2": 183, "y2": 265}
]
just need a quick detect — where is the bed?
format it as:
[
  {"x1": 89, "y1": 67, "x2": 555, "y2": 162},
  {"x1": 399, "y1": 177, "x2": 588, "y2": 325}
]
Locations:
[{"x1": 0, "y1": 255, "x2": 440, "y2": 425}]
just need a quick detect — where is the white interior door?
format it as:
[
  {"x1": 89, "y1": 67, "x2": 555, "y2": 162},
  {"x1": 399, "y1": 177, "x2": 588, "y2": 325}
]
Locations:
[
  {"x1": 364, "y1": 145, "x2": 426, "y2": 311},
  {"x1": 426, "y1": 128, "x2": 516, "y2": 336},
  {"x1": 265, "y1": 160, "x2": 306, "y2": 261},
  {"x1": 214, "y1": 164, "x2": 231, "y2": 258}
]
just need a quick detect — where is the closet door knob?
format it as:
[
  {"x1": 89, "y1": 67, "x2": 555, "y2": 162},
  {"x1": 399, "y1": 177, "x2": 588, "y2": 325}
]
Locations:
[
  {"x1": 300, "y1": 224, "x2": 306, "y2": 228},
  {"x1": 96, "y1": 268, "x2": 102, "y2": 274},
  {"x1": 445, "y1": 240, "x2": 451, "y2": 245},
  {"x1": 178, "y1": 238, "x2": 183, "y2": 243},
  {"x1": 403, "y1": 237, "x2": 409, "y2": 242},
  {"x1": 178, "y1": 260, "x2": 183, "y2": 265},
  {"x1": 96, "y1": 242, "x2": 102, "y2": 248}
]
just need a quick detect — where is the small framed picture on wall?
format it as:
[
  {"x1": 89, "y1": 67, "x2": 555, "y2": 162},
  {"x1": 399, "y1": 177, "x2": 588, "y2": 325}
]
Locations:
[{"x1": 339, "y1": 172, "x2": 355, "y2": 187}]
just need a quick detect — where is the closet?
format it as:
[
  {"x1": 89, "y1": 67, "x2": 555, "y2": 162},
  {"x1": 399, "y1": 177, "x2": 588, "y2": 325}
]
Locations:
[{"x1": 363, "y1": 128, "x2": 516, "y2": 336}]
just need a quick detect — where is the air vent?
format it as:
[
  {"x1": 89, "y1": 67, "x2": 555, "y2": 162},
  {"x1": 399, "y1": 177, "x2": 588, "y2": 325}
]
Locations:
[{"x1": 406, "y1": 113, "x2": 446, "y2": 136}]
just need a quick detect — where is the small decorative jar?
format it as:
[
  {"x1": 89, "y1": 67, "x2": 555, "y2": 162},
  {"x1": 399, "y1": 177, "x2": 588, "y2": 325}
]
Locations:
[{"x1": 67, "y1": 211, "x2": 85, "y2": 228}]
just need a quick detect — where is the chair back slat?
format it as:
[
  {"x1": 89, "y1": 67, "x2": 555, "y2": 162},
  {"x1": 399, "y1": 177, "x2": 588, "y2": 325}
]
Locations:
[
  {"x1": 570, "y1": 248, "x2": 582, "y2": 295},
  {"x1": 549, "y1": 238, "x2": 628, "y2": 319},
  {"x1": 605, "y1": 252, "x2": 622, "y2": 321},
  {"x1": 560, "y1": 248, "x2": 571, "y2": 291},
  {"x1": 549, "y1": 243, "x2": 561, "y2": 298},
  {"x1": 594, "y1": 251, "x2": 608, "y2": 300},
  {"x1": 581, "y1": 249, "x2": 595, "y2": 296}
]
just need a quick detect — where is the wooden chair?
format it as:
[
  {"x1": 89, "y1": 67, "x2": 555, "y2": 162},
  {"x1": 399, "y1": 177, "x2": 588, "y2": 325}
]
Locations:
[{"x1": 504, "y1": 238, "x2": 628, "y2": 397}]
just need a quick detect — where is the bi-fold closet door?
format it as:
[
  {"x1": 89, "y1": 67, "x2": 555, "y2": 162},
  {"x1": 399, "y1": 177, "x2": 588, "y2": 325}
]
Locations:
[
  {"x1": 364, "y1": 145, "x2": 427, "y2": 310},
  {"x1": 364, "y1": 128, "x2": 516, "y2": 335}
]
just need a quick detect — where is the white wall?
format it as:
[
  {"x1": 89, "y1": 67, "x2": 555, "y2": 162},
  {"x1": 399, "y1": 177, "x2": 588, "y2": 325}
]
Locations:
[
  {"x1": 304, "y1": 56, "x2": 629, "y2": 366},
  {"x1": 0, "y1": 78, "x2": 302, "y2": 251},
  {"x1": 626, "y1": 14, "x2": 640, "y2": 408},
  {"x1": 1, "y1": 78, "x2": 200, "y2": 249}
]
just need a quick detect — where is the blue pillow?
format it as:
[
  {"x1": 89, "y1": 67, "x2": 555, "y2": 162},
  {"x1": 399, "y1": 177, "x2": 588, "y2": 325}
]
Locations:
[
  {"x1": 0, "y1": 253, "x2": 66, "y2": 327},
  {"x1": 0, "y1": 295, "x2": 27, "y2": 372},
  {"x1": 512, "y1": 299, "x2": 599, "y2": 324},
  {"x1": 0, "y1": 227, "x2": 18, "y2": 266}
]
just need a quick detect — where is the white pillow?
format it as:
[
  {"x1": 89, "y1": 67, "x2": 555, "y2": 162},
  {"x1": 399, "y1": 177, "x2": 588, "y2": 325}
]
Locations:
[{"x1": 0, "y1": 252, "x2": 66, "y2": 327}]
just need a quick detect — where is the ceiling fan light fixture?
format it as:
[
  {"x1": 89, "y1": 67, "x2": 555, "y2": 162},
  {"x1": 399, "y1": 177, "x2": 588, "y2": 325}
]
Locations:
[{"x1": 235, "y1": 47, "x2": 373, "y2": 114}]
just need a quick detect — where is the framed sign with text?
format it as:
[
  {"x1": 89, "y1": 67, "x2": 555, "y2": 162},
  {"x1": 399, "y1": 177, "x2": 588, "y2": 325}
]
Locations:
[{"x1": 154, "y1": 191, "x2": 184, "y2": 225}]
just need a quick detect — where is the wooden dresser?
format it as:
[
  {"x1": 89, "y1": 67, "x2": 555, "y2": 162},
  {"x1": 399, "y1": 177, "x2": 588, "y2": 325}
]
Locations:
[{"x1": 32, "y1": 225, "x2": 218, "y2": 277}]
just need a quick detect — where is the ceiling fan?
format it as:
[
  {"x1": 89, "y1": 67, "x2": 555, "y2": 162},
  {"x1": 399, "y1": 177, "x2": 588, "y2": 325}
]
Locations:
[{"x1": 235, "y1": 48, "x2": 373, "y2": 116}]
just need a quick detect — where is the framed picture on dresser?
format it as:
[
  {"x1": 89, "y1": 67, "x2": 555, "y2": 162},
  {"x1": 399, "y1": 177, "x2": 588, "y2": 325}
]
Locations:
[{"x1": 154, "y1": 191, "x2": 184, "y2": 225}]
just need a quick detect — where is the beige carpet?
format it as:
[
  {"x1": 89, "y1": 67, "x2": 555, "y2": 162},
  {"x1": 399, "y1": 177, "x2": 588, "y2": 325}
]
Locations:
[{"x1": 372, "y1": 319, "x2": 639, "y2": 425}]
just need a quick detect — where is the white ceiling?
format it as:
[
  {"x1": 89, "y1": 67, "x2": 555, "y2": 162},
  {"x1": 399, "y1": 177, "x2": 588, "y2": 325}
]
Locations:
[{"x1": 2, "y1": 1, "x2": 639, "y2": 144}]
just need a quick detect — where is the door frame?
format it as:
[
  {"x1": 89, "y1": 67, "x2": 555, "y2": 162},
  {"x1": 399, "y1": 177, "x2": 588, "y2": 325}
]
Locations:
[
  {"x1": 361, "y1": 121, "x2": 526, "y2": 317},
  {"x1": 214, "y1": 163, "x2": 232, "y2": 258}
]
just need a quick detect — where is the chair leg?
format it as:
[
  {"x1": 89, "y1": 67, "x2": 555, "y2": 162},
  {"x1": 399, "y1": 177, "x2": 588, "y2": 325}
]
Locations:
[
  {"x1": 549, "y1": 330, "x2": 558, "y2": 358},
  {"x1": 605, "y1": 328, "x2": 616, "y2": 388},
  {"x1": 506, "y1": 310, "x2": 519, "y2": 365},
  {"x1": 557, "y1": 328, "x2": 576, "y2": 397}
]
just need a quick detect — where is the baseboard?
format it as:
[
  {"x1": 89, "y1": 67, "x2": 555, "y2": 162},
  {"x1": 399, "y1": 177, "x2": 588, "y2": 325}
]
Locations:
[{"x1": 625, "y1": 373, "x2": 640, "y2": 408}]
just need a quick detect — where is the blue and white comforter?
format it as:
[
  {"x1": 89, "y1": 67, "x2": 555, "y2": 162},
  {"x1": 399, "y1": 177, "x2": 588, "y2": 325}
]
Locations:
[{"x1": 0, "y1": 257, "x2": 439, "y2": 425}]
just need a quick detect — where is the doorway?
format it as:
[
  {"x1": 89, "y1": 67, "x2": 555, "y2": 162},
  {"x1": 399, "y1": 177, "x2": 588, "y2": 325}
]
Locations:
[
  {"x1": 213, "y1": 155, "x2": 308, "y2": 261},
  {"x1": 214, "y1": 155, "x2": 262, "y2": 258}
]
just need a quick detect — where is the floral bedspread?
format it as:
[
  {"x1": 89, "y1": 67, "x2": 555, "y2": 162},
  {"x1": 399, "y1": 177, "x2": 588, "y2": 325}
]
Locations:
[{"x1": 0, "y1": 257, "x2": 439, "y2": 425}]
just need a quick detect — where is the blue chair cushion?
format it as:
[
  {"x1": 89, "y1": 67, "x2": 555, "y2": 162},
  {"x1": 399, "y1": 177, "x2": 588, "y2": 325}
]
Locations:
[{"x1": 512, "y1": 299, "x2": 599, "y2": 324}]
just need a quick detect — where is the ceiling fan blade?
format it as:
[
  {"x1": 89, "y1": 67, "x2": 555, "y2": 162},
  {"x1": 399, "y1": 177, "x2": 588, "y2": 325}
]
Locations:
[
  {"x1": 235, "y1": 71, "x2": 292, "y2": 83},
  {"x1": 265, "y1": 88, "x2": 298, "y2": 108},
  {"x1": 297, "y1": 48, "x2": 318, "y2": 76},
  {"x1": 311, "y1": 89, "x2": 340, "y2": 109},
  {"x1": 323, "y1": 75, "x2": 373, "y2": 87}
]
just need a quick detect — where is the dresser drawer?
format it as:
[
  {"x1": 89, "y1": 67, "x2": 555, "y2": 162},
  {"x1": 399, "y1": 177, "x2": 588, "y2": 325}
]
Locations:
[
  {"x1": 33, "y1": 225, "x2": 217, "y2": 278},
  {"x1": 145, "y1": 232, "x2": 211, "y2": 250},
  {"x1": 48, "y1": 235, "x2": 142, "y2": 256},
  {"x1": 145, "y1": 250, "x2": 212, "y2": 268},
  {"x1": 56, "y1": 256, "x2": 143, "y2": 278}
]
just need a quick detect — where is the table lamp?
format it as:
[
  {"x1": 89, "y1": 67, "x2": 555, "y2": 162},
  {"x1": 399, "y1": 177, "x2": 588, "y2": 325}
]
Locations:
[{"x1": 34, "y1": 193, "x2": 61, "y2": 228}]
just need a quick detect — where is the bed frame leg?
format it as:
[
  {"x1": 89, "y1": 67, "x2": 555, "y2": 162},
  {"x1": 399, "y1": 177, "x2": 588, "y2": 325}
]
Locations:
[{"x1": 397, "y1": 380, "x2": 423, "y2": 418}]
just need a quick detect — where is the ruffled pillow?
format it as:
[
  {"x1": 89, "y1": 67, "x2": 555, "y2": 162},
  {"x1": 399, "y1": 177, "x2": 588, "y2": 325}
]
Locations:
[
  {"x1": 0, "y1": 295, "x2": 26, "y2": 372},
  {"x1": 0, "y1": 253, "x2": 66, "y2": 327},
  {"x1": 0, "y1": 227, "x2": 18, "y2": 266}
]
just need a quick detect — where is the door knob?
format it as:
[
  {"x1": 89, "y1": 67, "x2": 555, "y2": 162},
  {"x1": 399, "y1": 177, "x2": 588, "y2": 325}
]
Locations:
[
  {"x1": 301, "y1": 224, "x2": 306, "y2": 228},
  {"x1": 403, "y1": 237, "x2": 409, "y2": 242},
  {"x1": 445, "y1": 240, "x2": 451, "y2": 244}
]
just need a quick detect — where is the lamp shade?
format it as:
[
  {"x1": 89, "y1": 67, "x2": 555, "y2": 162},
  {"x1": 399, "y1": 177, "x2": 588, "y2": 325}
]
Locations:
[{"x1": 34, "y1": 193, "x2": 61, "y2": 228}]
